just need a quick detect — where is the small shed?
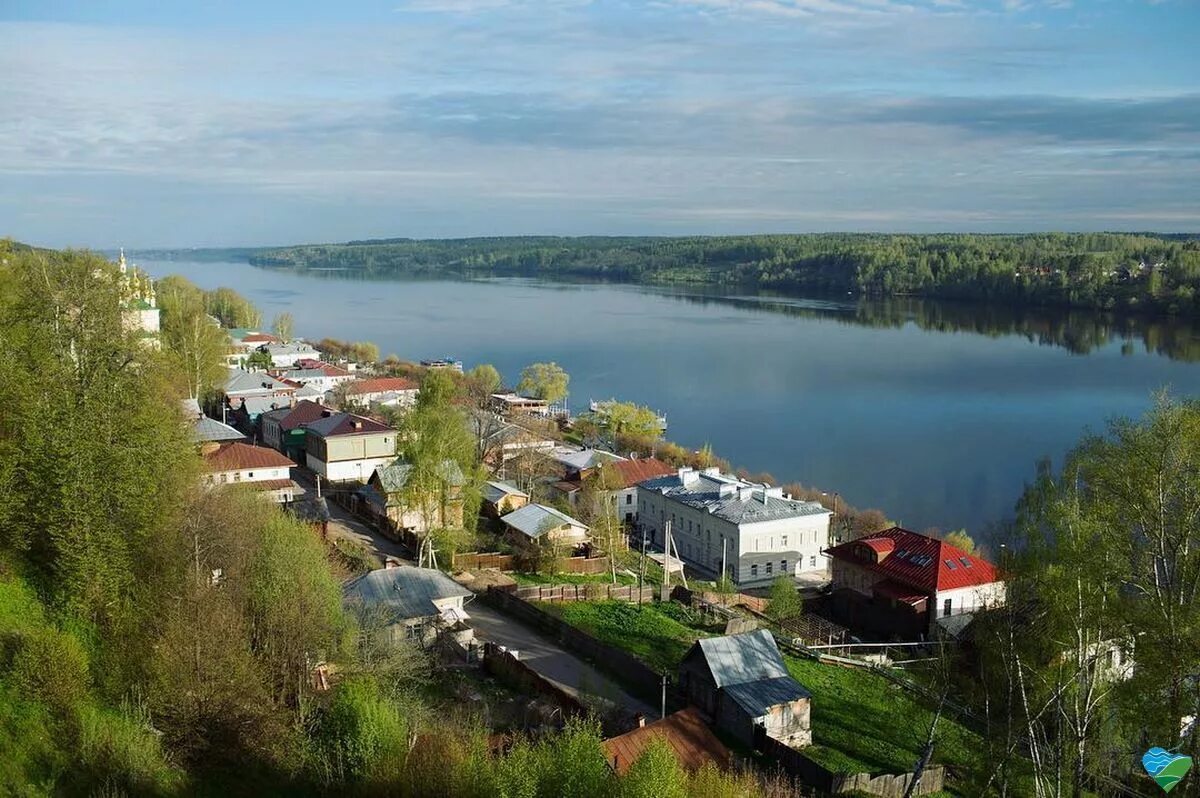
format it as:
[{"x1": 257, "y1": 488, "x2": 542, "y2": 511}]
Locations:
[
  {"x1": 678, "y1": 630, "x2": 812, "y2": 749},
  {"x1": 602, "y1": 707, "x2": 731, "y2": 775},
  {"x1": 483, "y1": 480, "x2": 530, "y2": 518},
  {"x1": 500, "y1": 503, "x2": 589, "y2": 547}
]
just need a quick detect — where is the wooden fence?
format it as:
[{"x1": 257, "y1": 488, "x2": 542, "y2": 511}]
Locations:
[
  {"x1": 453, "y1": 551, "x2": 517, "y2": 571},
  {"x1": 481, "y1": 641, "x2": 586, "y2": 718},
  {"x1": 562, "y1": 555, "x2": 610, "y2": 574},
  {"x1": 510, "y1": 583, "x2": 656, "y2": 603},
  {"x1": 761, "y1": 736, "x2": 945, "y2": 797}
]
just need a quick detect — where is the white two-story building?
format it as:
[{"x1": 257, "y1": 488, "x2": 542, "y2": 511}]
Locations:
[{"x1": 637, "y1": 467, "x2": 832, "y2": 587}]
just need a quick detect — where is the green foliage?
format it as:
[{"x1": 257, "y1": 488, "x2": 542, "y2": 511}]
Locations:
[
  {"x1": 245, "y1": 348, "x2": 273, "y2": 370},
  {"x1": 205, "y1": 285, "x2": 261, "y2": 328},
  {"x1": 546, "y1": 601, "x2": 707, "y2": 673},
  {"x1": 75, "y1": 700, "x2": 185, "y2": 795},
  {"x1": 250, "y1": 233, "x2": 1200, "y2": 315},
  {"x1": 156, "y1": 274, "x2": 232, "y2": 398},
  {"x1": 767, "y1": 575, "x2": 802, "y2": 622},
  {"x1": 517, "y1": 361, "x2": 570, "y2": 404},
  {"x1": 307, "y1": 676, "x2": 410, "y2": 787},
  {"x1": 941, "y1": 529, "x2": 976, "y2": 554},
  {"x1": 271, "y1": 311, "x2": 294, "y2": 341},
  {"x1": 619, "y1": 738, "x2": 686, "y2": 798}
]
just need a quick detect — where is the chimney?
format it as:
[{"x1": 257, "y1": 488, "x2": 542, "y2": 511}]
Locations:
[
  {"x1": 634, "y1": 714, "x2": 646, "y2": 728},
  {"x1": 352, "y1": 420, "x2": 363, "y2": 430}
]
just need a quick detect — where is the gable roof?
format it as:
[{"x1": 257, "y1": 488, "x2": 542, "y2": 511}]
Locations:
[
  {"x1": 372, "y1": 458, "x2": 465, "y2": 493},
  {"x1": 551, "y1": 446, "x2": 627, "y2": 472},
  {"x1": 193, "y1": 415, "x2": 246, "y2": 443},
  {"x1": 262, "y1": 399, "x2": 329, "y2": 432},
  {"x1": 203, "y1": 441, "x2": 295, "y2": 472},
  {"x1": 689, "y1": 630, "x2": 789, "y2": 688},
  {"x1": 305, "y1": 411, "x2": 393, "y2": 438},
  {"x1": 347, "y1": 376, "x2": 419, "y2": 395},
  {"x1": 500, "y1": 503, "x2": 587, "y2": 539},
  {"x1": 602, "y1": 708, "x2": 731, "y2": 776},
  {"x1": 343, "y1": 566, "x2": 473, "y2": 621},
  {"x1": 608, "y1": 458, "x2": 676, "y2": 489},
  {"x1": 722, "y1": 676, "x2": 812, "y2": 719},
  {"x1": 484, "y1": 481, "x2": 528, "y2": 504},
  {"x1": 824, "y1": 527, "x2": 1000, "y2": 593}
]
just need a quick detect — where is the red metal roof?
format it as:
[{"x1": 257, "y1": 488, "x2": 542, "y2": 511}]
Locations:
[
  {"x1": 203, "y1": 442, "x2": 296, "y2": 472},
  {"x1": 825, "y1": 527, "x2": 999, "y2": 593},
  {"x1": 602, "y1": 708, "x2": 731, "y2": 776},
  {"x1": 860, "y1": 537, "x2": 895, "y2": 556},
  {"x1": 277, "y1": 400, "x2": 330, "y2": 431},
  {"x1": 346, "y1": 377, "x2": 418, "y2": 395},
  {"x1": 611, "y1": 457, "x2": 676, "y2": 489}
]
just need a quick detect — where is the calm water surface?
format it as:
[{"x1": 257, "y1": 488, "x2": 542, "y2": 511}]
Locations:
[{"x1": 139, "y1": 258, "x2": 1200, "y2": 540}]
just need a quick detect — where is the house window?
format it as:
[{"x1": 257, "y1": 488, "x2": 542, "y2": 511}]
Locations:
[
  {"x1": 781, "y1": 535, "x2": 788, "y2": 547},
  {"x1": 750, "y1": 564, "x2": 758, "y2": 578},
  {"x1": 248, "y1": 471, "x2": 254, "y2": 478},
  {"x1": 943, "y1": 598, "x2": 952, "y2": 617},
  {"x1": 766, "y1": 562, "x2": 773, "y2": 575},
  {"x1": 781, "y1": 560, "x2": 787, "y2": 573},
  {"x1": 626, "y1": 494, "x2": 632, "y2": 505},
  {"x1": 809, "y1": 556, "x2": 816, "y2": 567}
]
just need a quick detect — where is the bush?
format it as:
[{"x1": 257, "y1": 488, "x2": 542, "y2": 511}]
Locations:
[
  {"x1": 308, "y1": 677, "x2": 410, "y2": 787},
  {"x1": 75, "y1": 700, "x2": 185, "y2": 796}
]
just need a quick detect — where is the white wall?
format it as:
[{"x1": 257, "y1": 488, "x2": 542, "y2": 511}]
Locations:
[
  {"x1": 307, "y1": 454, "x2": 395, "y2": 483},
  {"x1": 933, "y1": 582, "x2": 1006, "y2": 619}
]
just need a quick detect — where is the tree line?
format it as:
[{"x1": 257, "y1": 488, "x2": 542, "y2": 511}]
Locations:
[{"x1": 249, "y1": 233, "x2": 1200, "y2": 315}]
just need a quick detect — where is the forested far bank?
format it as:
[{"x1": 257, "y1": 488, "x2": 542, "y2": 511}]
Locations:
[{"x1": 248, "y1": 233, "x2": 1200, "y2": 315}]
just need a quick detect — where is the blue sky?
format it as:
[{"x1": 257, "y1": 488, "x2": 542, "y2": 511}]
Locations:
[{"x1": 2, "y1": 0, "x2": 1197, "y2": 247}]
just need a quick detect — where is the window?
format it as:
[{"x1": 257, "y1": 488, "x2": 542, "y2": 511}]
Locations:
[
  {"x1": 626, "y1": 494, "x2": 632, "y2": 505},
  {"x1": 766, "y1": 562, "x2": 773, "y2": 575},
  {"x1": 781, "y1": 560, "x2": 788, "y2": 573},
  {"x1": 809, "y1": 556, "x2": 817, "y2": 567},
  {"x1": 944, "y1": 559, "x2": 957, "y2": 570},
  {"x1": 750, "y1": 564, "x2": 758, "y2": 578},
  {"x1": 960, "y1": 557, "x2": 972, "y2": 568},
  {"x1": 943, "y1": 598, "x2": 952, "y2": 617},
  {"x1": 248, "y1": 471, "x2": 254, "y2": 478},
  {"x1": 781, "y1": 535, "x2": 788, "y2": 547}
]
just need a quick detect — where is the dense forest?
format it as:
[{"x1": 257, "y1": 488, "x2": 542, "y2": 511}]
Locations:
[{"x1": 249, "y1": 233, "x2": 1200, "y2": 315}]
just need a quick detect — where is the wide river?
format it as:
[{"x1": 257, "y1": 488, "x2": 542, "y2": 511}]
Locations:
[{"x1": 141, "y1": 258, "x2": 1200, "y2": 541}]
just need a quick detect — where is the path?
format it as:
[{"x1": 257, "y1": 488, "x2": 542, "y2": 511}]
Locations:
[
  {"x1": 467, "y1": 599, "x2": 658, "y2": 720},
  {"x1": 291, "y1": 470, "x2": 412, "y2": 561}
]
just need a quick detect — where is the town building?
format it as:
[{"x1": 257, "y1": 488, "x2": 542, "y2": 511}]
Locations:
[
  {"x1": 553, "y1": 456, "x2": 675, "y2": 522},
  {"x1": 360, "y1": 458, "x2": 465, "y2": 536},
  {"x1": 343, "y1": 376, "x2": 420, "y2": 409},
  {"x1": 273, "y1": 361, "x2": 356, "y2": 394},
  {"x1": 678, "y1": 630, "x2": 812, "y2": 749},
  {"x1": 261, "y1": 341, "x2": 321, "y2": 368},
  {"x1": 482, "y1": 481, "x2": 529, "y2": 518},
  {"x1": 500, "y1": 503, "x2": 589, "y2": 548},
  {"x1": 116, "y1": 250, "x2": 160, "y2": 346},
  {"x1": 637, "y1": 468, "x2": 832, "y2": 587},
  {"x1": 181, "y1": 397, "x2": 245, "y2": 444},
  {"x1": 201, "y1": 441, "x2": 299, "y2": 503},
  {"x1": 420, "y1": 357, "x2": 463, "y2": 372},
  {"x1": 259, "y1": 399, "x2": 329, "y2": 460},
  {"x1": 223, "y1": 367, "x2": 297, "y2": 401},
  {"x1": 602, "y1": 707, "x2": 731, "y2": 776},
  {"x1": 225, "y1": 329, "x2": 279, "y2": 366},
  {"x1": 304, "y1": 411, "x2": 397, "y2": 483},
  {"x1": 343, "y1": 565, "x2": 474, "y2": 647},
  {"x1": 490, "y1": 392, "x2": 551, "y2": 418},
  {"x1": 823, "y1": 527, "x2": 1006, "y2": 640}
]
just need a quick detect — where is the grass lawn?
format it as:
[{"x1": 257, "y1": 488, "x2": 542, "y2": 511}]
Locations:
[
  {"x1": 510, "y1": 571, "x2": 638, "y2": 587},
  {"x1": 785, "y1": 655, "x2": 985, "y2": 782},
  {"x1": 539, "y1": 600, "x2": 719, "y2": 673}
]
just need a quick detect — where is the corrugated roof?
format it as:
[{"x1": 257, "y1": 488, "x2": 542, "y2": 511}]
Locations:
[
  {"x1": 262, "y1": 399, "x2": 329, "y2": 432},
  {"x1": 640, "y1": 469, "x2": 830, "y2": 526},
  {"x1": 500, "y1": 503, "x2": 588, "y2": 539},
  {"x1": 552, "y1": 447, "x2": 627, "y2": 472},
  {"x1": 693, "y1": 630, "x2": 789, "y2": 688},
  {"x1": 347, "y1": 377, "x2": 419, "y2": 395},
  {"x1": 723, "y1": 676, "x2": 812, "y2": 719},
  {"x1": 203, "y1": 442, "x2": 296, "y2": 472},
  {"x1": 824, "y1": 527, "x2": 1000, "y2": 593},
  {"x1": 608, "y1": 458, "x2": 675, "y2": 489},
  {"x1": 602, "y1": 708, "x2": 730, "y2": 776},
  {"x1": 343, "y1": 566, "x2": 473, "y2": 622},
  {"x1": 305, "y1": 411, "x2": 393, "y2": 438}
]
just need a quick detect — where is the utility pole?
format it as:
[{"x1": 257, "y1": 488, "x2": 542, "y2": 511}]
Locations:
[
  {"x1": 721, "y1": 536, "x2": 727, "y2": 592},
  {"x1": 660, "y1": 674, "x2": 668, "y2": 720},
  {"x1": 663, "y1": 519, "x2": 671, "y2": 596},
  {"x1": 639, "y1": 532, "x2": 647, "y2": 605}
]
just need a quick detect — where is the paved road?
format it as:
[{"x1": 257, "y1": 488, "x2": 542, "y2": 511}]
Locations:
[
  {"x1": 467, "y1": 599, "x2": 658, "y2": 720},
  {"x1": 291, "y1": 470, "x2": 412, "y2": 561}
]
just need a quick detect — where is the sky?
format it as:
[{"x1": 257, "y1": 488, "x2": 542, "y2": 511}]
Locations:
[{"x1": 2, "y1": 0, "x2": 1198, "y2": 247}]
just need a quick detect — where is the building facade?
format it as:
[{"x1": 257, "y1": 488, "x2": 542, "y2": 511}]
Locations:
[
  {"x1": 304, "y1": 411, "x2": 397, "y2": 483},
  {"x1": 638, "y1": 468, "x2": 832, "y2": 587}
]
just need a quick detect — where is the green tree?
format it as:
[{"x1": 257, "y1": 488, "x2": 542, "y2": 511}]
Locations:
[
  {"x1": 619, "y1": 739, "x2": 686, "y2": 798},
  {"x1": 205, "y1": 286, "x2": 261, "y2": 328},
  {"x1": 157, "y1": 275, "x2": 230, "y2": 398},
  {"x1": 517, "y1": 361, "x2": 569, "y2": 404},
  {"x1": 465, "y1": 363, "x2": 502, "y2": 408},
  {"x1": 767, "y1": 575, "x2": 802, "y2": 623},
  {"x1": 943, "y1": 529, "x2": 976, "y2": 555}
]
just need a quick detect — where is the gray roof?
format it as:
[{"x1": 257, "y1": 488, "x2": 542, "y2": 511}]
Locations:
[
  {"x1": 193, "y1": 415, "x2": 246, "y2": 442},
  {"x1": 265, "y1": 342, "x2": 319, "y2": 356},
  {"x1": 500, "y1": 503, "x2": 587, "y2": 539},
  {"x1": 723, "y1": 676, "x2": 812, "y2": 718},
  {"x1": 641, "y1": 469, "x2": 829, "y2": 526},
  {"x1": 343, "y1": 566, "x2": 473, "y2": 622},
  {"x1": 180, "y1": 397, "x2": 202, "y2": 417},
  {"x1": 484, "y1": 480, "x2": 528, "y2": 504},
  {"x1": 551, "y1": 446, "x2": 626, "y2": 472},
  {"x1": 373, "y1": 458, "x2": 464, "y2": 493},
  {"x1": 234, "y1": 395, "x2": 291, "y2": 417},
  {"x1": 692, "y1": 630, "x2": 790, "y2": 688},
  {"x1": 935, "y1": 612, "x2": 976, "y2": 639},
  {"x1": 225, "y1": 367, "x2": 293, "y2": 396}
]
